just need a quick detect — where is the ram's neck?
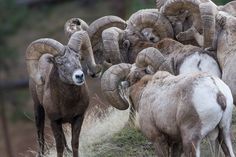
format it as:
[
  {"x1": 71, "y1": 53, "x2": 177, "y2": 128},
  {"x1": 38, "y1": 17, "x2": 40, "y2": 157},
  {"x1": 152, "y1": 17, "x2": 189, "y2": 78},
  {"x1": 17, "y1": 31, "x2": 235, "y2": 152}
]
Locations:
[
  {"x1": 129, "y1": 76, "x2": 151, "y2": 111},
  {"x1": 49, "y1": 66, "x2": 88, "y2": 101}
]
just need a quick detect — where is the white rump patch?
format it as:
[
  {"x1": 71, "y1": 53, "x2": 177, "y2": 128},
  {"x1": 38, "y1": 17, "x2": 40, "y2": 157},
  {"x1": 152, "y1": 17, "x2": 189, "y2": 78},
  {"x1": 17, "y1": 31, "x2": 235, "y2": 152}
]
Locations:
[
  {"x1": 179, "y1": 52, "x2": 221, "y2": 77},
  {"x1": 192, "y1": 77, "x2": 223, "y2": 137}
]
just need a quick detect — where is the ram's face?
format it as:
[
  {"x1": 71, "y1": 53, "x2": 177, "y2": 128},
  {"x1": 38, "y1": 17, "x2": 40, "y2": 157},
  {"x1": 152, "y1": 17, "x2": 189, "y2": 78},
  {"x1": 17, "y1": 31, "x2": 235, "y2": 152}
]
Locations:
[
  {"x1": 124, "y1": 32, "x2": 157, "y2": 63},
  {"x1": 141, "y1": 28, "x2": 160, "y2": 43},
  {"x1": 127, "y1": 66, "x2": 147, "y2": 86},
  {"x1": 54, "y1": 49, "x2": 84, "y2": 86}
]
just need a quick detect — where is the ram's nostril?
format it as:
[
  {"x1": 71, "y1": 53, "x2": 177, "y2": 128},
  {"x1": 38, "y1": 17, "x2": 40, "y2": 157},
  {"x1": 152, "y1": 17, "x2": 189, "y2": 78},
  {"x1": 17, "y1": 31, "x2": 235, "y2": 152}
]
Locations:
[
  {"x1": 150, "y1": 37, "x2": 155, "y2": 42},
  {"x1": 75, "y1": 73, "x2": 84, "y2": 79}
]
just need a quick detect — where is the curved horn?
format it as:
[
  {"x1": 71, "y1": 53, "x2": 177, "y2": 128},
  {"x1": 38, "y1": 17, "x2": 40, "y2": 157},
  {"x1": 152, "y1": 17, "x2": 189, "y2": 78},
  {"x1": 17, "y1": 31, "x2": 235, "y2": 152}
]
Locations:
[
  {"x1": 218, "y1": 1, "x2": 236, "y2": 17},
  {"x1": 26, "y1": 39, "x2": 65, "y2": 85},
  {"x1": 160, "y1": 0, "x2": 202, "y2": 32},
  {"x1": 101, "y1": 63, "x2": 132, "y2": 110},
  {"x1": 102, "y1": 27, "x2": 125, "y2": 64},
  {"x1": 135, "y1": 47, "x2": 171, "y2": 72},
  {"x1": 67, "y1": 31, "x2": 101, "y2": 75},
  {"x1": 88, "y1": 16, "x2": 127, "y2": 51},
  {"x1": 127, "y1": 11, "x2": 174, "y2": 39},
  {"x1": 199, "y1": 2, "x2": 218, "y2": 49},
  {"x1": 156, "y1": 0, "x2": 166, "y2": 9},
  {"x1": 64, "y1": 18, "x2": 89, "y2": 38}
]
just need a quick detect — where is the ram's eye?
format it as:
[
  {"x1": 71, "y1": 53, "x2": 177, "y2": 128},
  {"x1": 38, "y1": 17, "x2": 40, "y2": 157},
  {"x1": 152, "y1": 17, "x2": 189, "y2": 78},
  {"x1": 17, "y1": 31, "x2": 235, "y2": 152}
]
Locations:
[
  {"x1": 123, "y1": 40, "x2": 130, "y2": 49},
  {"x1": 144, "y1": 69, "x2": 149, "y2": 74}
]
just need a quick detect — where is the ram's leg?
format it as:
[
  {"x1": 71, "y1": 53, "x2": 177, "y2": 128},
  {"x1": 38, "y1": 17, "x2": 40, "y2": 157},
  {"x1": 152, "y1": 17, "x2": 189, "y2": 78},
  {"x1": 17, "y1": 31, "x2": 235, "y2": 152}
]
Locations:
[
  {"x1": 181, "y1": 126, "x2": 201, "y2": 157},
  {"x1": 176, "y1": 26, "x2": 203, "y2": 47},
  {"x1": 71, "y1": 115, "x2": 84, "y2": 157},
  {"x1": 51, "y1": 120, "x2": 64, "y2": 157},
  {"x1": 182, "y1": 137, "x2": 200, "y2": 157},
  {"x1": 34, "y1": 104, "x2": 45, "y2": 157},
  {"x1": 218, "y1": 127, "x2": 235, "y2": 157},
  {"x1": 152, "y1": 134, "x2": 169, "y2": 157},
  {"x1": 62, "y1": 129, "x2": 72, "y2": 153},
  {"x1": 207, "y1": 128, "x2": 219, "y2": 157},
  {"x1": 30, "y1": 79, "x2": 45, "y2": 157},
  {"x1": 176, "y1": 28, "x2": 194, "y2": 41},
  {"x1": 171, "y1": 143, "x2": 182, "y2": 157}
]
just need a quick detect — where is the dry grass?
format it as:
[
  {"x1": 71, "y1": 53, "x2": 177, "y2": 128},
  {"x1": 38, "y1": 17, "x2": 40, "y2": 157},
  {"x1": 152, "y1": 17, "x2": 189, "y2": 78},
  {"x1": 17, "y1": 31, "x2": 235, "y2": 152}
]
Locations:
[{"x1": 40, "y1": 108, "x2": 236, "y2": 157}]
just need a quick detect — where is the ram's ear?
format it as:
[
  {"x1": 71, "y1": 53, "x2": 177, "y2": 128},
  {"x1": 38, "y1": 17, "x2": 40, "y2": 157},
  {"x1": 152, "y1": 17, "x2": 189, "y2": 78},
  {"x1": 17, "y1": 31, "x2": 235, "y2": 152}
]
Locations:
[
  {"x1": 46, "y1": 56, "x2": 55, "y2": 64},
  {"x1": 121, "y1": 81, "x2": 130, "y2": 88},
  {"x1": 118, "y1": 81, "x2": 130, "y2": 105},
  {"x1": 145, "y1": 66, "x2": 155, "y2": 74},
  {"x1": 159, "y1": 60, "x2": 174, "y2": 74}
]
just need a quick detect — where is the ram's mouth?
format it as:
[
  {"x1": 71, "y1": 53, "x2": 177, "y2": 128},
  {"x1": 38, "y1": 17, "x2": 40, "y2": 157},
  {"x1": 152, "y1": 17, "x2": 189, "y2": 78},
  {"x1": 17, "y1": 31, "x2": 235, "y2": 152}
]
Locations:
[{"x1": 75, "y1": 80, "x2": 85, "y2": 86}]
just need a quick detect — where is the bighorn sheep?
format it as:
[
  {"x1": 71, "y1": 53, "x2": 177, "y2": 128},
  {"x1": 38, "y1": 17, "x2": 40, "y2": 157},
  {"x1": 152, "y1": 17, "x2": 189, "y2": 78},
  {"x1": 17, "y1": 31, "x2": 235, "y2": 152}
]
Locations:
[
  {"x1": 160, "y1": 0, "x2": 236, "y2": 50},
  {"x1": 155, "y1": 38, "x2": 221, "y2": 77},
  {"x1": 26, "y1": 31, "x2": 101, "y2": 157},
  {"x1": 64, "y1": 15, "x2": 127, "y2": 66},
  {"x1": 198, "y1": 3, "x2": 236, "y2": 104},
  {"x1": 218, "y1": 1, "x2": 236, "y2": 17},
  {"x1": 101, "y1": 47, "x2": 235, "y2": 157},
  {"x1": 64, "y1": 18, "x2": 89, "y2": 38},
  {"x1": 101, "y1": 9, "x2": 174, "y2": 64},
  {"x1": 159, "y1": 0, "x2": 219, "y2": 47},
  {"x1": 100, "y1": 7, "x2": 219, "y2": 67},
  {"x1": 215, "y1": 11, "x2": 236, "y2": 105}
]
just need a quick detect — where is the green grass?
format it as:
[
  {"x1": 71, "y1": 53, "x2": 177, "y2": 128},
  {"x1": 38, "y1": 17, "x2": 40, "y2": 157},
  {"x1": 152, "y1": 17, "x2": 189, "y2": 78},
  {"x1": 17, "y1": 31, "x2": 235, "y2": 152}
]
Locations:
[
  {"x1": 89, "y1": 126, "x2": 155, "y2": 157},
  {"x1": 84, "y1": 108, "x2": 236, "y2": 157}
]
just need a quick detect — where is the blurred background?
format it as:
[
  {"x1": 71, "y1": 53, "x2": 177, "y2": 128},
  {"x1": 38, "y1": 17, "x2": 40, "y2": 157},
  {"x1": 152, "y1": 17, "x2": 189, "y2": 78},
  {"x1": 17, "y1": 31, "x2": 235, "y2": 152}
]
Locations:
[{"x1": 0, "y1": 0, "x2": 231, "y2": 157}]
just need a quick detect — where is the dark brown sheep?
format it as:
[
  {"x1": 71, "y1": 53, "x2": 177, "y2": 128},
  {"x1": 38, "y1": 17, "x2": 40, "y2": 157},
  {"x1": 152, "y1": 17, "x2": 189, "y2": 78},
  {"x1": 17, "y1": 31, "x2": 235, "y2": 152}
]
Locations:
[{"x1": 25, "y1": 31, "x2": 101, "y2": 157}]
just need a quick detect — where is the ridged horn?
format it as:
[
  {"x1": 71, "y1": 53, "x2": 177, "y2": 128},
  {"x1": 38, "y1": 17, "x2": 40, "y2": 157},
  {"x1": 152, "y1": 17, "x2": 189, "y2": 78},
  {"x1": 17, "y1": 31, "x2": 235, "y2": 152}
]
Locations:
[
  {"x1": 88, "y1": 16, "x2": 127, "y2": 51},
  {"x1": 160, "y1": 0, "x2": 202, "y2": 32},
  {"x1": 25, "y1": 39, "x2": 65, "y2": 85},
  {"x1": 127, "y1": 11, "x2": 174, "y2": 39},
  {"x1": 156, "y1": 0, "x2": 166, "y2": 9},
  {"x1": 135, "y1": 47, "x2": 169, "y2": 72},
  {"x1": 199, "y1": 1, "x2": 218, "y2": 48},
  {"x1": 102, "y1": 27, "x2": 124, "y2": 64},
  {"x1": 67, "y1": 31, "x2": 101, "y2": 75},
  {"x1": 101, "y1": 63, "x2": 132, "y2": 110},
  {"x1": 219, "y1": 1, "x2": 236, "y2": 17},
  {"x1": 64, "y1": 18, "x2": 89, "y2": 38}
]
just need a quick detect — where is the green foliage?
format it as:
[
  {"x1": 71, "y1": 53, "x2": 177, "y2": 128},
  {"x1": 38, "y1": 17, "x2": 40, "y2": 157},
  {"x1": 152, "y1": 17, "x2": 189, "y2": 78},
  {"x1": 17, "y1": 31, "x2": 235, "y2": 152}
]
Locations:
[
  {"x1": 0, "y1": 0, "x2": 28, "y2": 66},
  {"x1": 0, "y1": 0, "x2": 28, "y2": 40},
  {"x1": 128, "y1": 0, "x2": 155, "y2": 15},
  {"x1": 213, "y1": 0, "x2": 231, "y2": 5}
]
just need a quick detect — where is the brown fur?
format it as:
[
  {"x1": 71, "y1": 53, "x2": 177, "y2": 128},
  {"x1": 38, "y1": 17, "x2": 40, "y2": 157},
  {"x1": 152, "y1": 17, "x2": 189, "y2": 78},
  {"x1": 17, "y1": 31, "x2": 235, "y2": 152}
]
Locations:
[
  {"x1": 30, "y1": 62, "x2": 89, "y2": 157},
  {"x1": 124, "y1": 70, "x2": 233, "y2": 157},
  {"x1": 217, "y1": 92, "x2": 227, "y2": 111}
]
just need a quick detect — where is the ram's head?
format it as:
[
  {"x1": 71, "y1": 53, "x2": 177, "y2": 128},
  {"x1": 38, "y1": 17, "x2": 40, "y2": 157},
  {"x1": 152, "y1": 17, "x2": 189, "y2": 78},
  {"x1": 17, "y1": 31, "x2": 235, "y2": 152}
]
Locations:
[
  {"x1": 101, "y1": 9, "x2": 174, "y2": 66},
  {"x1": 26, "y1": 31, "x2": 101, "y2": 86},
  {"x1": 64, "y1": 18, "x2": 89, "y2": 38},
  {"x1": 101, "y1": 47, "x2": 172, "y2": 110},
  {"x1": 160, "y1": 0, "x2": 218, "y2": 48}
]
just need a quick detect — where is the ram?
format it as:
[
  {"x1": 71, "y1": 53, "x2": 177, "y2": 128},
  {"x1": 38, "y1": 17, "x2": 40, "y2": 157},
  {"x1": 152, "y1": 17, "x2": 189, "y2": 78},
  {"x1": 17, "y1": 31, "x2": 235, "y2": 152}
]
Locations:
[
  {"x1": 101, "y1": 9, "x2": 173, "y2": 64},
  {"x1": 198, "y1": 4, "x2": 236, "y2": 104},
  {"x1": 64, "y1": 15, "x2": 127, "y2": 67},
  {"x1": 100, "y1": 7, "x2": 220, "y2": 71},
  {"x1": 64, "y1": 18, "x2": 89, "y2": 38},
  {"x1": 26, "y1": 31, "x2": 101, "y2": 157},
  {"x1": 101, "y1": 47, "x2": 235, "y2": 157},
  {"x1": 155, "y1": 38, "x2": 221, "y2": 77}
]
